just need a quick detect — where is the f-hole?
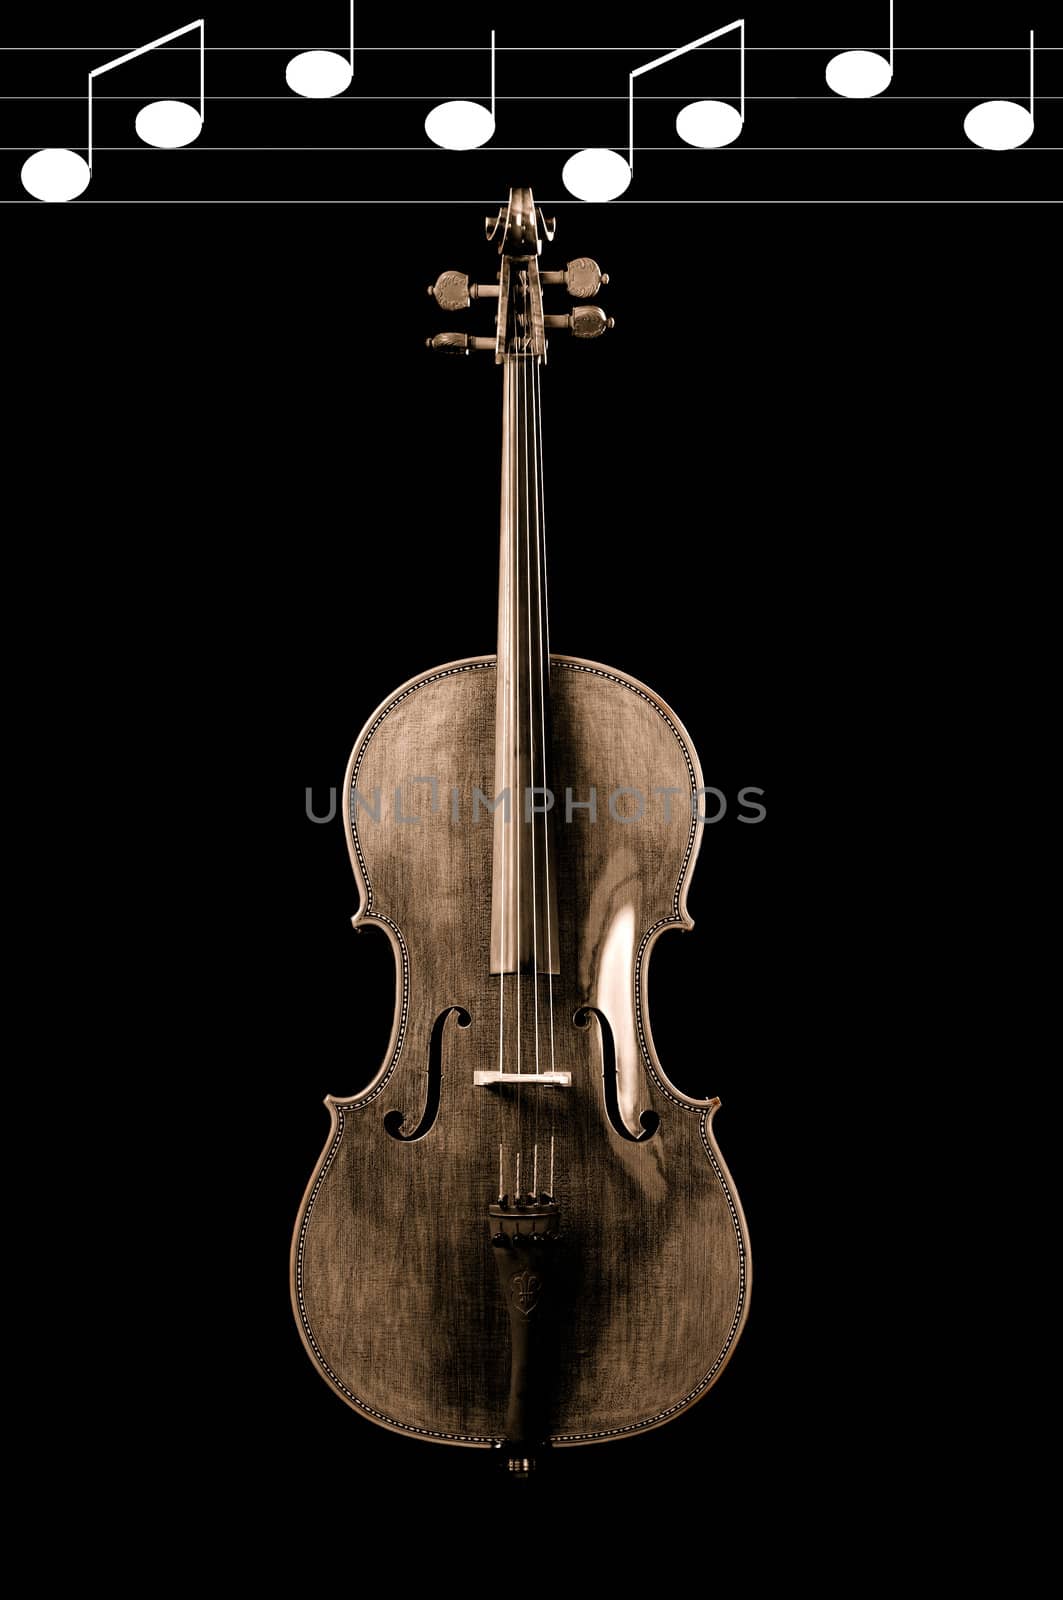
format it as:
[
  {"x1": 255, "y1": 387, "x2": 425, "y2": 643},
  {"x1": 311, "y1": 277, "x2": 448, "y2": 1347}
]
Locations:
[
  {"x1": 384, "y1": 1006, "x2": 471, "y2": 1141},
  {"x1": 575, "y1": 1006, "x2": 660, "y2": 1143}
]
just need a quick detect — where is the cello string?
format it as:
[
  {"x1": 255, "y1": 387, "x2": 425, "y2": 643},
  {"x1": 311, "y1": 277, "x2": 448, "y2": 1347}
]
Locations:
[
  {"x1": 529, "y1": 353, "x2": 543, "y2": 1185},
  {"x1": 523, "y1": 346, "x2": 543, "y2": 1183},
  {"x1": 532, "y1": 358, "x2": 556, "y2": 1197},
  {"x1": 533, "y1": 358, "x2": 558, "y2": 1093},
  {"x1": 497, "y1": 354, "x2": 512, "y2": 1192},
  {"x1": 524, "y1": 347, "x2": 541, "y2": 1189},
  {"x1": 512, "y1": 360, "x2": 518, "y2": 1152}
]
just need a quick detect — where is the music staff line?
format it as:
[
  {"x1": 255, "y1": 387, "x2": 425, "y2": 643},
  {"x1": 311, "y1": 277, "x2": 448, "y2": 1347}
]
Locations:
[
  {"x1": 11, "y1": 149, "x2": 1061, "y2": 155},
  {"x1": 10, "y1": 146, "x2": 1062, "y2": 152},
  {"x1": 8, "y1": 95, "x2": 1063, "y2": 102},
  {"x1": 5, "y1": 44, "x2": 1057, "y2": 52},
  {"x1": 9, "y1": 22, "x2": 1053, "y2": 203},
  {"x1": 4, "y1": 199, "x2": 1057, "y2": 205}
]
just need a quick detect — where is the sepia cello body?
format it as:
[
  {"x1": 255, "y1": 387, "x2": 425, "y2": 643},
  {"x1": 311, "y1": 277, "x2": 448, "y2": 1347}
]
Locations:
[{"x1": 292, "y1": 188, "x2": 750, "y2": 1470}]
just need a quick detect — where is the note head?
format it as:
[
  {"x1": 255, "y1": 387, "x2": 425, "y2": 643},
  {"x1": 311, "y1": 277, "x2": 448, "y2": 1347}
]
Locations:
[
  {"x1": 424, "y1": 101, "x2": 495, "y2": 151},
  {"x1": 963, "y1": 100, "x2": 1035, "y2": 151},
  {"x1": 561, "y1": 148, "x2": 631, "y2": 203},
  {"x1": 676, "y1": 100, "x2": 743, "y2": 149},
  {"x1": 21, "y1": 148, "x2": 92, "y2": 203},
  {"x1": 285, "y1": 50, "x2": 354, "y2": 100},
  {"x1": 825, "y1": 50, "x2": 893, "y2": 99},
  {"x1": 135, "y1": 100, "x2": 203, "y2": 150}
]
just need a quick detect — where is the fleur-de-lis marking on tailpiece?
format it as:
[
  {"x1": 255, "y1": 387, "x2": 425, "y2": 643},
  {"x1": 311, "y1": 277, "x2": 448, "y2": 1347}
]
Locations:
[{"x1": 510, "y1": 1270, "x2": 541, "y2": 1317}]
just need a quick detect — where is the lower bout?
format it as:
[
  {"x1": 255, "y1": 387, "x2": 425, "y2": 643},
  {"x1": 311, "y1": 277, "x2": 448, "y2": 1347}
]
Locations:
[{"x1": 295, "y1": 1193, "x2": 748, "y2": 1447}]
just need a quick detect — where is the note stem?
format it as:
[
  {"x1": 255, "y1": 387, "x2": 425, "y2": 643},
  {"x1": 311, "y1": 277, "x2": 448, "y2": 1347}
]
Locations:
[
  {"x1": 627, "y1": 21, "x2": 747, "y2": 177},
  {"x1": 490, "y1": 29, "x2": 496, "y2": 120},
  {"x1": 85, "y1": 20, "x2": 207, "y2": 168},
  {"x1": 349, "y1": 2, "x2": 355, "y2": 71},
  {"x1": 1029, "y1": 30, "x2": 1035, "y2": 116},
  {"x1": 889, "y1": 0, "x2": 895, "y2": 72}
]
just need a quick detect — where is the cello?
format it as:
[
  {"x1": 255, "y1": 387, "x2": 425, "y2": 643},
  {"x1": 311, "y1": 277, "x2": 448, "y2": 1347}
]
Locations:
[{"x1": 292, "y1": 187, "x2": 751, "y2": 1473}]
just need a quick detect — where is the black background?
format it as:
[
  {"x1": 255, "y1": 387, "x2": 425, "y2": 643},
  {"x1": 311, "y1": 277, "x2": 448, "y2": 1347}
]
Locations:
[{"x1": 10, "y1": 0, "x2": 1057, "y2": 1548}]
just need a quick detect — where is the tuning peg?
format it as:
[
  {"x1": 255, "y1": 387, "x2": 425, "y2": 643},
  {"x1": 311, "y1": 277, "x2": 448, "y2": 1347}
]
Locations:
[
  {"x1": 427, "y1": 271, "x2": 501, "y2": 312},
  {"x1": 544, "y1": 306, "x2": 614, "y2": 339},
  {"x1": 541, "y1": 257, "x2": 609, "y2": 300},
  {"x1": 425, "y1": 332, "x2": 496, "y2": 355},
  {"x1": 428, "y1": 271, "x2": 470, "y2": 311}
]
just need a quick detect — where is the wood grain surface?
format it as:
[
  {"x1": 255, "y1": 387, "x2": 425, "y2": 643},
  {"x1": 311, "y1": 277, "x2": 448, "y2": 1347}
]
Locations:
[{"x1": 291, "y1": 654, "x2": 751, "y2": 1446}]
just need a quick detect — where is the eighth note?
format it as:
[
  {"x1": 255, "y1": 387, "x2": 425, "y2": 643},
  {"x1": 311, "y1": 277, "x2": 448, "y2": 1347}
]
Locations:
[
  {"x1": 287, "y1": 3, "x2": 355, "y2": 99},
  {"x1": 563, "y1": 20, "x2": 746, "y2": 203},
  {"x1": 825, "y1": 1, "x2": 894, "y2": 99},
  {"x1": 964, "y1": 30, "x2": 1035, "y2": 150},
  {"x1": 424, "y1": 31, "x2": 496, "y2": 150},
  {"x1": 21, "y1": 19, "x2": 205, "y2": 204}
]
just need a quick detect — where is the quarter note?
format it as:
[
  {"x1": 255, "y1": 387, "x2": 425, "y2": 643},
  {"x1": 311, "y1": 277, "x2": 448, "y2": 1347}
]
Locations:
[
  {"x1": 825, "y1": 2, "x2": 894, "y2": 98},
  {"x1": 20, "y1": 19, "x2": 205, "y2": 203},
  {"x1": 562, "y1": 20, "x2": 745, "y2": 203},
  {"x1": 964, "y1": 30, "x2": 1035, "y2": 149},
  {"x1": 286, "y1": 3, "x2": 355, "y2": 98},
  {"x1": 424, "y1": 31, "x2": 496, "y2": 149}
]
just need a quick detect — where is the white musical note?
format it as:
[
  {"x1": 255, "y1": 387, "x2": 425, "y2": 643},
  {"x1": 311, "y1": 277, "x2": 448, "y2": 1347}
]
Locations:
[
  {"x1": 424, "y1": 31, "x2": 496, "y2": 150},
  {"x1": 825, "y1": 2, "x2": 894, "y2": 98},
  {"x1": 964, "y1": 30, "x2": 1035, "y2": 149},
  {"x1": 287, "y1": 3, "x2": 355, "y2": 98},
  {"x1": 562, "y1": 20, "x2": 745, "y2": 204},
  {"x1": 20, "y1": 19, "x2": 204, "y2": 203}
]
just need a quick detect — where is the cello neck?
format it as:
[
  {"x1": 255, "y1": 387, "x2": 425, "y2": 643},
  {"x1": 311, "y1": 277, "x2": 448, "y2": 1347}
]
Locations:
[{"x1": 490, "y1": 355, "x2": 559, "y2": 976}]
